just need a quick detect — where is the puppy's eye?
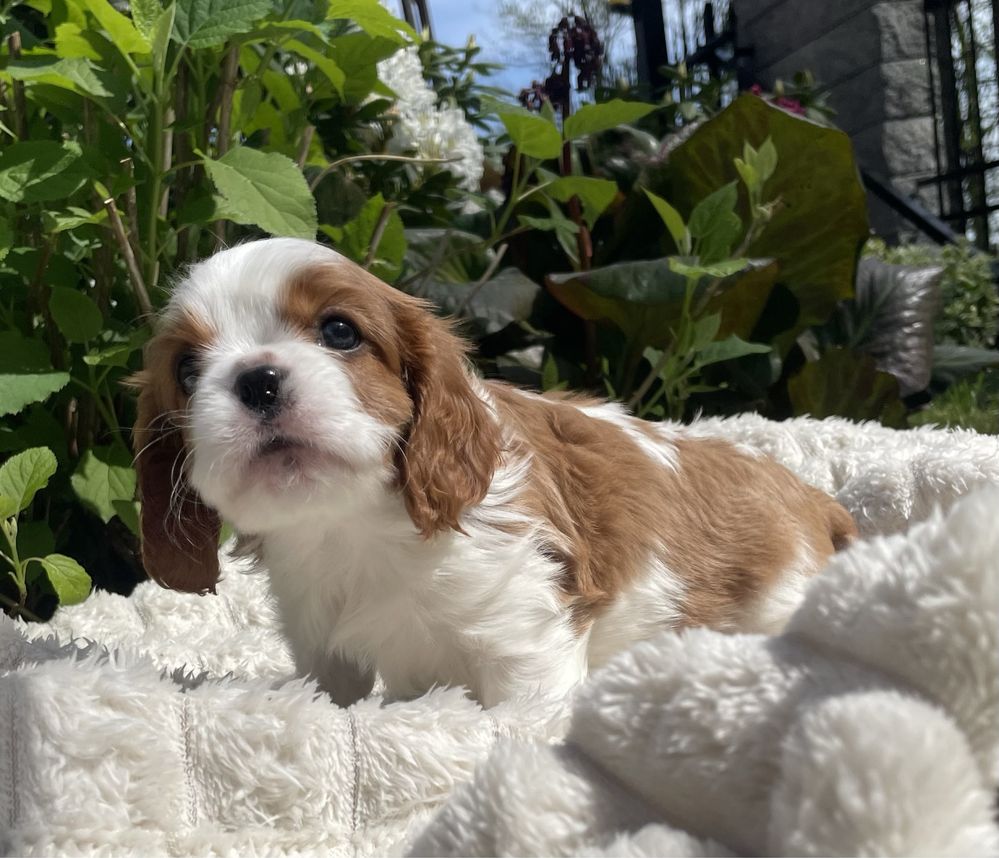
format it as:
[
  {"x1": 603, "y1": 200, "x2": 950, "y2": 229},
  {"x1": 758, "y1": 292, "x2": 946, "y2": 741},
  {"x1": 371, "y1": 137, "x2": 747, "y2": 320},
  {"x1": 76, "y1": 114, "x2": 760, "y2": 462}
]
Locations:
[
  {"x1": 320, "y1": 316, "x2": 361, "y2": 351},
  {"x1": 176, "y1": 353, "x2": 200, "y2": 395}
]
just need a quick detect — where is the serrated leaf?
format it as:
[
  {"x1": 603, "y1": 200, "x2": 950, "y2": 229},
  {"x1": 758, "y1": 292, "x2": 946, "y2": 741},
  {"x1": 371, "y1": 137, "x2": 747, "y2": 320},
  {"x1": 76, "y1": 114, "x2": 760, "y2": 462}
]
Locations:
[
  {"x1": 49, "y1": 287, "x2": 103, "y2": 343},
  {"x1": 131, "y1": 0, "x2": 164, "y2": 41},
  {"x1": 0, "y1": 447, "x2": 57, "y2": 516},
  {"x1": 71, "y1": 446, "x2": 137, "y2": 523},
  {"x1": 0, "y1": 141, "x2": 94, "y2": 204},
  {"x1": 643, "y1": 188, "x2": 688, "y2": 251},
  {"x1": 562, "y1": 99, "x2": 657, "y2": 140},
  {"x1": 80, "y1": 0, "x2": 148, "y2": 53},
  {"x1": 6, "y1": 56, "x2": 113, "y2": 97},
  {"x1": 203, "y1": 146, "x2": 317, "y2": 239},
  {"x1": 0, "y1": 494, "x2": 14, "y2": 520},
  {"x1": 326, "y1": 0, "x2": 416, "y2": 42},
  {"x1": 36, "y1": 554, "x2": 92, "y2": 605},
  {"x1": 0, "y1": 332, "x2": 71, "y2": 417},
  {"x1": 546, "y1": 176, "x2": 618, "y2": 228},
  {"x1": 501, "y1": 113, "x2": 562, "y2": 160},
  {"x1": 173, "y1": 0, "x2": 272, "y2": 49}
]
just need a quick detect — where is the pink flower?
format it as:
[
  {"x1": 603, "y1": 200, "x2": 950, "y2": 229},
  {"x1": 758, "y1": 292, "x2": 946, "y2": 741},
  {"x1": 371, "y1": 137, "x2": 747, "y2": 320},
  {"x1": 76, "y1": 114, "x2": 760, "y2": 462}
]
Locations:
[
  {"x1": 749, "y1": 84, "x2": 763, "y2": 96},
  {"x1": 773, "y1": 96, "x2": 805, "y2": 115}
]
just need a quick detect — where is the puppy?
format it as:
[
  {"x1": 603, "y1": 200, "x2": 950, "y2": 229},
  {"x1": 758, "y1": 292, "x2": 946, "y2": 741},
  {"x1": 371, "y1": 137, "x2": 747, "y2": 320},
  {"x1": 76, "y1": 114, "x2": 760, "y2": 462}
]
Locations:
[{"x1": 133, "y1": 237, "x2": 857, "y2": 707}]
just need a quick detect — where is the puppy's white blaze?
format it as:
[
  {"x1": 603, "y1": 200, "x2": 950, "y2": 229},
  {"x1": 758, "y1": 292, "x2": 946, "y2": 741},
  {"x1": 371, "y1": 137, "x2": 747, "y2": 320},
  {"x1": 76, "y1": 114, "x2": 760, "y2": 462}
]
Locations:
[
  {"x1": 587, "y1": 556, "x2": 688, "y2": 668},
  {"x1": 579, "y1": 402, "x2": 681, "y2": 472}
]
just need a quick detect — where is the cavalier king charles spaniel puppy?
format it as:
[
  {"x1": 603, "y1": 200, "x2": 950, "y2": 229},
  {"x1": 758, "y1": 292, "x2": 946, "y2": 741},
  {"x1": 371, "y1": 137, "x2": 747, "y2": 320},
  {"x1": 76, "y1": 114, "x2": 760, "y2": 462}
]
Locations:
[{"x1": 133, "y1": 237, "x2": 856, "y2": 707}]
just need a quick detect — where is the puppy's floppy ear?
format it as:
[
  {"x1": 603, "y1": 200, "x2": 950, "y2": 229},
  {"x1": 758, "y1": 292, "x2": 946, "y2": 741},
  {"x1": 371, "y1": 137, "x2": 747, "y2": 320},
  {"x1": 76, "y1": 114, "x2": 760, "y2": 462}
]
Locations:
[
  {"x1": 131, "y1": 369, "x2": 221, "y2": 594},
  {"x1": 394, "y1": 298, "x2": 502, "y2": 537}
]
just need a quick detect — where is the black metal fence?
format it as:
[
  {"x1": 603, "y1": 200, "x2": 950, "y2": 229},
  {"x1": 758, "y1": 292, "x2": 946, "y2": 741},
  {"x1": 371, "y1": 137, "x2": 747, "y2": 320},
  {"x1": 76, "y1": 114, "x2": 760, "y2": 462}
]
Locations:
[{"x1": 922, "y1": 0, "x2": 999, "y2": 249}]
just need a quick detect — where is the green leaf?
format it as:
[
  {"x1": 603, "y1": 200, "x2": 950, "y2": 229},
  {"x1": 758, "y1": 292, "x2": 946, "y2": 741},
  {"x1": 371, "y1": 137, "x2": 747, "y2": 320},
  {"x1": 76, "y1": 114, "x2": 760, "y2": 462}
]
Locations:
[
  {"x1": 650, "y1": 95, "x2": 869, "y2": 346},
  {"x1": 173, "y1": 0, "x2": 272, "y2": 49},
  {"x1": 668, "y1": 257, "x2": 749, "y2": 278},
  {"x1": 788, "y1": 348, "x2": 906, "y2": 427},
  {"x1": 0, "y1": 332, "x2": 71, "y2": 417},
  {"x1": 70, "y1": 446, "x2": 137, "y2": 524},
  {"x1": 331, "y1": 193, "x2": 405, "y2": 280},
  {"x1": 562, "y1": 99, "x2": 657, "y2": 141},
  {"x1": 416, "y1": 268, "x2": 541, "y2": 338},
  {"x1": 546, "y1": 257, "x2": 778, "y2": 351},
  {"x1": 131, "y1": 0, "x2": 164, "y2": 41},
  {"x1": 80, "y1": 0, "x2": 149, "y2": 54},
  {"x1": 35, "y1": 554, "x2": 92, "y2": 606},
  {"x1": 0, "y1": 447, "x2": 57, "y2": 517},
  {"x1": 501, "y1": 113, "x2": 562, "y2": 160},
  {"x1": 734, "y1": 157, "x2": 758, "y2": 193},
  {"x1": 546, "y1": 176, "x2": 618, "y2": 228},
  {"x1": 83, "y1": 342, "x2": 138, "y2": 367},
  {"x1": 690, "y1": 313, "x2": 721, "y2": 349},
  {"x1": 688, "y1": 181, "x2": 738, "y2": 239},
  {"x1": 41, "y1": 206, "x2": 107, "y2": 233},
  {"x1": 0, "y1": 141, "x2": 94, "y2": 203},
  {"x1": 695, "y1": 334, "x2": 772, "y2": 368},
  {"x1": 755, "y1": 137, "x2": 778, "y2": 185},
  {"x1": 517, "y1": 213, "x2": 579, "y2": 234},
  {"x1": 284, "y1": 38, "x2": 346, "y2": 95},
  {"x1": 326, "y1": 0, "x2": 416, "y2": 42},
  {"x1": 930, "y1": 344, "x2": 999, "y2": 389},
  {"x1": 49, "y1": 287, "x2": 103, "y2": 343},
  {"x1": 6, "y1": 56, "x2": 113, "y2": 97},
  {"x1": 0, "y1": 216, "x2": 11, "y2": 263},
  {"x1": 112, "y1": 499, "x2": 141, "y2": 537},
  {"x1": 203, "y1": 146, "x2": 318, "y2": 239},
  {"x1": 643, "y1": 188, "x2": 688, "y2": 252}
]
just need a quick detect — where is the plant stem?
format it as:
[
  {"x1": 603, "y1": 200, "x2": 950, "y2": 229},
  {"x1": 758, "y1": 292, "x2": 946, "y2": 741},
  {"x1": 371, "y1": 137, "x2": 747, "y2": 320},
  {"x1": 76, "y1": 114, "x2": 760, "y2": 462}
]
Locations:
[
  {"x1": 1, "y1": 521, "x2": 25, "y2": 604},
  {"x1": 307, "y1": 153, "x2": 458, "y2": 193},
  {"x1": 6, "y1": 32, "x2": 26, "y2": 139},
  {"x1": 212, "y1": 44, "x2": 239, "y2": 251},
  {"x1": 104, "y1": 197, "x2": 152, "y2": 317},
  {"x1": 363, "y1": 202, "x2": 396, "y2": 269},
  {"x1": 144, "y1": 91, "x2": 165, "y2": 289}
]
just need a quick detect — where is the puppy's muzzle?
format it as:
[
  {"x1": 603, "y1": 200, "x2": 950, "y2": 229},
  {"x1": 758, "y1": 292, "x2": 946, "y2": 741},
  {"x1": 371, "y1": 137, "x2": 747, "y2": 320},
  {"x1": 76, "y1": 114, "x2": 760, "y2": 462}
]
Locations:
[{"x1": 236, "y1": 365, "x2": 286, "y2": 419}]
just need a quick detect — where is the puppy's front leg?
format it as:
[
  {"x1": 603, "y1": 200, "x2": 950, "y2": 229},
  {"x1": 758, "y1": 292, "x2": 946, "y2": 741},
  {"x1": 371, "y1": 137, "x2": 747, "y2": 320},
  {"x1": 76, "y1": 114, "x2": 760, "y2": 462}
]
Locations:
[{"x1": 295, "y1": 644, "x2": 374, "y2": 707}]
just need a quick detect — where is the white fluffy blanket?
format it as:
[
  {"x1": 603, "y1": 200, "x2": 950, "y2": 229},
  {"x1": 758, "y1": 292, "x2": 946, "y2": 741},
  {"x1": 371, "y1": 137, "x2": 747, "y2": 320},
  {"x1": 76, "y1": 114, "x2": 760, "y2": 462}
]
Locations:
[{"x1": 2, "y1": 416, "x2": 999, "y2": 856}]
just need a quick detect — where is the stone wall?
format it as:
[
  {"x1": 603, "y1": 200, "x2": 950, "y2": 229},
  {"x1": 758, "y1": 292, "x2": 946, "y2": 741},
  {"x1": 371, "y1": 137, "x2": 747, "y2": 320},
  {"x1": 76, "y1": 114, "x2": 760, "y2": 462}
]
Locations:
[{"x1": 732, "y1": 0, "x2": 936, "y2": 239}]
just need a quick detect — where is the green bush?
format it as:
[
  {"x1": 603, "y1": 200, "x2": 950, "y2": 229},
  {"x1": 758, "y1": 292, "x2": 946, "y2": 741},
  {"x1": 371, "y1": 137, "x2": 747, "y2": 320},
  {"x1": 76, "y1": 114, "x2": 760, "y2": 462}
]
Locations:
[{"x1": 864, "y1": 239, "x2": 999, "y2": 349}]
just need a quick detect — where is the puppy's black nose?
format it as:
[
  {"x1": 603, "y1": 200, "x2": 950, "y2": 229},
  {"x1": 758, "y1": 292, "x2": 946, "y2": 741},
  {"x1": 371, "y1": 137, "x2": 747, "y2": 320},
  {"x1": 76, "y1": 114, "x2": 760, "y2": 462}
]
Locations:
[{"x1": 235, "y1": 365, "x2": 285, "y2": 418}]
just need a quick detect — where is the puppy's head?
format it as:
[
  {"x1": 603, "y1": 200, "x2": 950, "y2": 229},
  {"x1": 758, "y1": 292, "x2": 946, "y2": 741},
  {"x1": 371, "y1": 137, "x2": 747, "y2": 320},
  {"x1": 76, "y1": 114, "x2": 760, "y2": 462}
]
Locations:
[{"x1": 132, "y1": 238, "x2": 501, "y2": 592}]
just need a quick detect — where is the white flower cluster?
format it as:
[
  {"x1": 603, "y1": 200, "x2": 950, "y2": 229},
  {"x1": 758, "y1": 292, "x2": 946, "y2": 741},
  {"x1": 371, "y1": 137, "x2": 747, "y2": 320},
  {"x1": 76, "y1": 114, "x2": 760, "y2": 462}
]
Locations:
[{"x1": 377, "y1": 46, "x2": 484, "y2": 192}]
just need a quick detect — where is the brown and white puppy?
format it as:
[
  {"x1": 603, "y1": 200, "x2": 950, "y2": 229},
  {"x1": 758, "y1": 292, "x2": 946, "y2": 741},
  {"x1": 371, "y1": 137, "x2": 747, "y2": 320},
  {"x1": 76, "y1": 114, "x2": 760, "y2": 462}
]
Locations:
[{"x1": 133, "y1": 237, "x2": 857, "y2": 707}]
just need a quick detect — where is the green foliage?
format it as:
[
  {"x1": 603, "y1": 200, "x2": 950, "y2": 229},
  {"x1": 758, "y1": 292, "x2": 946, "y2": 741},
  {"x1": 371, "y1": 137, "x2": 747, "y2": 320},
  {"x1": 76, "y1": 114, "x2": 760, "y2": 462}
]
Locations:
[
  {"x1": 1, "y1": 448, "x2": 92, "y2": 618},
  {"x1": 910, "y1": 370, "x2": 999, "y2": 434},
  {"x1": 864, "y1": 238, "x2": 999, "y2": 349},
  {"x1": 0, "y1": 0, "x2": 484, "y2": 617}
]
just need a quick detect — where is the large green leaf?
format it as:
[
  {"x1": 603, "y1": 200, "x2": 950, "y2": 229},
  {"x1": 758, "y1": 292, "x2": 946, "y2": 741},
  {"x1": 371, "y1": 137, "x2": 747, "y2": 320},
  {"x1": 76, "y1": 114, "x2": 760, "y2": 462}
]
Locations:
[
  {"x1": 34, "y1": 554, "x2": 92, "y2": 606},
  {"x1": 652, "y1": 95, "x2": 869, "y2": 342},
  {"x1": 173, "y1": 0, "x2": 272, "y2": 48},
  {"x1": 5, "y1": 56, "x2": 114, "y2": 97},
  {"x1": 501, "y1": 113, "x2": 562, "y2": 160},
  {"x1": 80, "y1": 0, "x2": 149, "y2": 54},
  {"x1": 49, "y1": 287, "x2": 103, "y2": 343},
  {"x1": 403, "y1": 228, "x2": 492, "y2": 283},
  {"x1": 0, "y1": 141, "x2": 94, "y2": 203},
  {"x1": 70, "y1": 445, "x2": 137, "y2": 524},
  {"x1": 0, "y1": 332, "x2": 71, "y2": 417},
  {"x1": 546, "y1": 257, "x2": 778, "y2": 349},
  {"x1": 284, "y1": 38, "x2": 345, "y2": 96},
  {"x1": 131, "y1": 0, "x2": 165, "y2": 41},
  {"x1": 204, "y1": 146, "x2": 318, "y2": 239},
  {"x1": 0, "y1": 447, "x2": 57, "y2": 519},
  {"x1": 788, "y1": 348, "x2": 906, "y2": 427},
  {"x1": 563, "y1": 99, "x2": 657, "y2": 141},
  {"x1": 418, "y1": 268, "x2": 541, "y2": 338},
  {"x1": 930, "y1": 344, "x2": 999, "y2": 389},
  {"x1": 326, "y1": 0, "x2": 416, "y2": 42}
]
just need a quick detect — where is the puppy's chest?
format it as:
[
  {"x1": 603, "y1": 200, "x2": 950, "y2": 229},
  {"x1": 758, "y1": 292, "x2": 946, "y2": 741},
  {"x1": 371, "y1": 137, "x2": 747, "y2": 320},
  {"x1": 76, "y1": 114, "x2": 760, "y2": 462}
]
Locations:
[{"x1": 263, "y1": 539, "x2": 483, "y2": 692}]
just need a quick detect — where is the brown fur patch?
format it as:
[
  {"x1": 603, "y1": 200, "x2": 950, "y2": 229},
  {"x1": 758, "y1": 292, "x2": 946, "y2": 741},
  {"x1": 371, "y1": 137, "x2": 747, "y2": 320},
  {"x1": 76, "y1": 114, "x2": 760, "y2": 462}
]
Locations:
[
  {"x1": 487, "y1": 385, "x2": 856, "y2": 629},
  {"x1": 131, "y1": 309, "x2": 222, "y2": 594},
  {"x1": 283, "y1": 263, "x2": 503, "y2": 537}
]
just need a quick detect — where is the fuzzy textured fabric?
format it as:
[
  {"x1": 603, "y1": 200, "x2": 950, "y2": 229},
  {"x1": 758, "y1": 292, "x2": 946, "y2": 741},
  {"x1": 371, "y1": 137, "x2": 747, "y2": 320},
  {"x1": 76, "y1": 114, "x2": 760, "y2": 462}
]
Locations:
[{"x1": 2, "y1": 415, "x2": 999, "y2": 856}]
